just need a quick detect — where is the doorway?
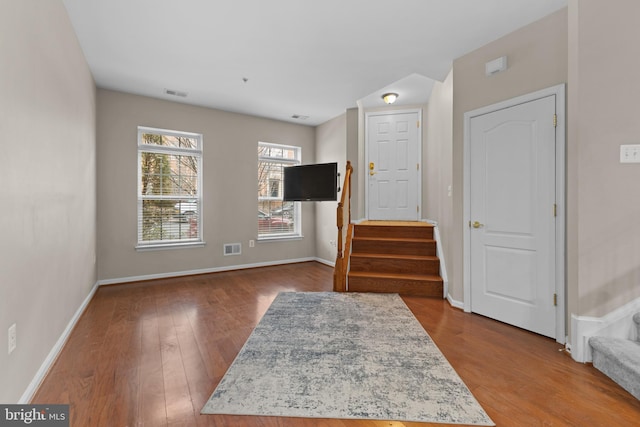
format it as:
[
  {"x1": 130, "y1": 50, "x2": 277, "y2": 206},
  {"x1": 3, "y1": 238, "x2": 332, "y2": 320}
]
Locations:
[
  {"x1": 365, "y1": 109, "x2": 421, "y2": 220},
  {"x1": 463, "y1": 85, "x2": 566, "y2": 342}
]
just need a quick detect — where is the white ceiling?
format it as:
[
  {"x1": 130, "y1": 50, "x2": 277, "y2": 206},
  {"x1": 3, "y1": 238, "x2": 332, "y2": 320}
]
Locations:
[{"x1": 62, "y1": 0, "x2": 567, "y2": 126}]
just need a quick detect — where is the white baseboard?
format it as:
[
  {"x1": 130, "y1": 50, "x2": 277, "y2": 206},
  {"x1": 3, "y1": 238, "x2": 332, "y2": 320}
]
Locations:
[
  {"x1": 447, "y1": 294, "x2": 464, "y2": 310},
  {"x1": 19, "y1": 281, "x2": 100, "y2": 404},
  {"x1": 21, "y1": 258, "x2": 330, "y2": 402},
  {"x1": 428, "y1": 221, "x2": 449, "y2": 299},
  {"x1": 97, "y1": 257, "x2": 318, "y2": 286},
  {"x1": 314, "y1": 257, "x2": 335, "y2": 268},
  {"x1": 570, "y1": 296, "x2": 640, "y2": 363}
]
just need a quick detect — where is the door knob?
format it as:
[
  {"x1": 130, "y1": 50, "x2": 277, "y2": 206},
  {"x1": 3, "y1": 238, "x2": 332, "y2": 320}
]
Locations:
[
  {"x1": 369, "y1": 162, "x2": 376, "y2": 176},
  {"x1": 472, "y1": 221, "x2": 484, "y2": 228}
]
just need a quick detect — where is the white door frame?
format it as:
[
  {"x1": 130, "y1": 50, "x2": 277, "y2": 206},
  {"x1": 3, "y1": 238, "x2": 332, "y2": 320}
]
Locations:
[
  {"x1": 364, "y1": 108, "x2": 422, "y2": 220},
  {"x1": 463, "y1": 84, "x2": 566, "y2": 343}
]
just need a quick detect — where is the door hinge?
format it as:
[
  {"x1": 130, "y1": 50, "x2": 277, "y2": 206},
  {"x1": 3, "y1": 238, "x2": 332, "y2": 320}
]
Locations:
[
  {"x1": 417, "y1": 205, "x2": 419, "y2": 213},
  {"x1": 417, "y1": 121, "x2": 420, "y2": 128},
  {"x1": 417, "y1": 163, "x2": 420, "y2": 171},
  {"x1": 553, "y1": 114, "x2": 558, "y2": 128},
  {"x1": 554, "y1": 293, "x2": 558, "y2": 306},
  {"x1": 553, "y1": 203, "x2": 557, "y2": 217}
]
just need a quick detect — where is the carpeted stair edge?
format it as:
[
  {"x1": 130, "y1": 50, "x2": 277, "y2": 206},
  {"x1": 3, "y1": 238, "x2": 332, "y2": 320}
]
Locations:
[{"x1": 589, "y1": 336, "x2": 640, "y2": 400}]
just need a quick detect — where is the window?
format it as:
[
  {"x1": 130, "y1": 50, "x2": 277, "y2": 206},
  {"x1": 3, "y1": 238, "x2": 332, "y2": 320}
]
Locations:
[
  {"x1": 258, "y1": 142, "x2": 301, "y2": 239},
  {"x1": 137, "y1": 127, "x2": 203, "y2": 249}
]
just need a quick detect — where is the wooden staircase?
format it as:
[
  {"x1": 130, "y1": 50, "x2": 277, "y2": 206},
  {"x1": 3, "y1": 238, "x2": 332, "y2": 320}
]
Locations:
[{"x1": 346, "y1": 221, "x2": 443, "y2": 297}]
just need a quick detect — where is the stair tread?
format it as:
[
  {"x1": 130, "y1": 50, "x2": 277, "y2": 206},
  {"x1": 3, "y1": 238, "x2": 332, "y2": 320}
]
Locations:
[
  {"x1": 348, "y1": 271, "x2": 443, "y2": 281},
  {"x1": 350, "y1": 253, "x2": 438, "y2": 261},
  {"x1": 590, "y1": 336, "x2": 640, "y2": 400},
  {"x1": 344, "y1": 222, "x2": 443, "y2": 297},
  {"x1": 353, "y1": 236, "x2": 435, "y2": 243},
  {"x1": 590, "y1": 336, "x2": 640, "y2": 356}
]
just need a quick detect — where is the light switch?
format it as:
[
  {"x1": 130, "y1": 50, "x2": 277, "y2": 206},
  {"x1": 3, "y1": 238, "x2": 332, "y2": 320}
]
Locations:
[{"x1": 620, "y1": 144, "x2": 640, "y2": 163}]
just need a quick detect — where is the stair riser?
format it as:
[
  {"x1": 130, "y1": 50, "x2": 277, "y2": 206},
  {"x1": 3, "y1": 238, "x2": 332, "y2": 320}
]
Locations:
[
  {"x1": 348, "y1": 276, "x2": 443, "y2": 297},
  {"x1": 352, "y1": 239, "x2": 436, "y2": 256},
  {"x1": 355, "y1": 225, "x2": 433, "y2": 240},
  {"x1": 349, "y1": 256, "x2": 440, "y2": 275}
]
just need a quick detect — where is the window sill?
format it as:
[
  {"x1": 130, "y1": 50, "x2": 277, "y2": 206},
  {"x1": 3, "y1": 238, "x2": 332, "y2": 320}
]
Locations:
[
  {"x1": 135, "y1": 241, "x2": 206, "y2": 252},
  {"x1": 257, "y1": 234, "x2": 303, "y2": 243}
]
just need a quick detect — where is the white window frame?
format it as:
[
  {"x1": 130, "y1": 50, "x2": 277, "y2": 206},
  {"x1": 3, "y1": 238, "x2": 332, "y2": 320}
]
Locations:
[
  {"x1": 258, "y1": 141, "x2": 301, "y2": 240},
  {"x1": 136, "y1": 126, "x2": 204, "y2": 250}
]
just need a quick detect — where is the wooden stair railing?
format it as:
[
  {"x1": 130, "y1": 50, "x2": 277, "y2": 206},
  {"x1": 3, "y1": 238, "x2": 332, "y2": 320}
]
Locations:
[{"x1": 333, "y1": 161, "x2": 353, "y2": 292}]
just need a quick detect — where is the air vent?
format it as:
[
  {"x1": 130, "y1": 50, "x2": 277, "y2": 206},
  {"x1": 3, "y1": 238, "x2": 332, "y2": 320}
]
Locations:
[
  {"x1": 291, "y1": 114, "x2": 309, "y2": 120},
  {"x1": 223, "y1": 243, "x2": 241, "y2": 256},
  {"x1": 164, "y1": 89, "x2": 188, "y2": 97}
]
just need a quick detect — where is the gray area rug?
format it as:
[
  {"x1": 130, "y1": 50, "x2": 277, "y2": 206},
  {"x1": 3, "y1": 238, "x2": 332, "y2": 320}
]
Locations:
[{"x1": 202, "y1": 292, "x2": 494, "y2": 425}]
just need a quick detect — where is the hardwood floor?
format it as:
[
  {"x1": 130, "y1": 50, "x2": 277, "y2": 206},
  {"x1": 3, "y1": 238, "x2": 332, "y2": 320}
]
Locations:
[{"x1": 33, "y1": 262, "x2": 640, "y2": 426}]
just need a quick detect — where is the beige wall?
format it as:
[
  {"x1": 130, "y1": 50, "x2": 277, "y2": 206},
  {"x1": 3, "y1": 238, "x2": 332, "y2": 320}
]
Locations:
[
  {"x1": 568, "y1": 0, "x2": 640, "y2": 317},
  {"x1": 0, "y1": 1, "x2": 96, "y2": 402},
  {"x1": 346, "y1": 108, "x2": 360, "y2": 219},
  {"x1": 315, "y1": 114, "x2": 348, "y2": 264},
  {"x1": 451, "y1": 8, "x2": 568, "y2": 301},
  {"x1": 97, "y1": 90, "x2": 316, "y2": 281},
  {"x1": 425, "y1": 70, "x2": 454, "y2": 283}
]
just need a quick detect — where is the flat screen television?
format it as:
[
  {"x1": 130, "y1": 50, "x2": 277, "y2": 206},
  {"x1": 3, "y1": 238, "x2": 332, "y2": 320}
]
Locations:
[{"x1": 283, "y1": 162, "x2": 338, "y2": 201}]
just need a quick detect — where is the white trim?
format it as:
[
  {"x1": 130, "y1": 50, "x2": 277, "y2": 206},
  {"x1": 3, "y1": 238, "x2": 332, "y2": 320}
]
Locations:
[
  {"x1": 463, "y1": 84, "x2": 566, "y2": 343},
  {"x1": 97, "y1": 257, "x2": 318, "y2": 286},
  {"x1": 19, "y1": 281, "x2": 100, "y2": 404},
  {"x1": 315, "y1": 257, "x2": 335, "y2": 268},
  {"x1": 258, "y1": 141, "x2": 302, "y2": 239},
  {"x1": 426, "y1": 219, "x2": 449, "y2": 299},
  {"x1": 364, "y1": 108, "x2": 422, "y2": 220},
  {"x1": 357, "y1": 101, "x2": 366, "y2": 219},
  {"x1": 554, "y1": 85, "x2": 567, "y2": 344},
  {"x1": 138, "y1": 126, "x2": 202, "y2": 147},
  {"x1": 570, "y1": 296, "x2": 640, "y2": 363},
  {"x1": 258, "y1": 141, "x2": 301, "y2": 156},
  {"x1": 447, "y1": 294, "x2": 464, "y2": 310},
  {"x1": 137, "y1": 126, "x2": 204, "y2": 247},
  {"x1": 136, "y1": 241, "x2": 206, "y2": 251},
  {"x1": 257, "y1": 235, "x2": 303, "y2": 243}
]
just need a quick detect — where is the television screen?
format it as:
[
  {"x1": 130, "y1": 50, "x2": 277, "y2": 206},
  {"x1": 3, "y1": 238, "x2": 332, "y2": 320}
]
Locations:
[{"x1": 283, "y1": 162, "x2": 338, "y2": 201}]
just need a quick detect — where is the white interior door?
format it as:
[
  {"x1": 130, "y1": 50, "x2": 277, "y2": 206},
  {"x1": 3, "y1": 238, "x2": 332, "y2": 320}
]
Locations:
[
  {"x1": 366, "y1": 111, "x2": 420, "y2": 220},
  {"x1": 469, "y1": 95, "x2": 557, "y2": 338}
]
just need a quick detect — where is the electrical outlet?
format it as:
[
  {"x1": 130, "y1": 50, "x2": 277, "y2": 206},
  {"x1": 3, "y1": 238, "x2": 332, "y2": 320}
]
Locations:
[
  {"x1": 249, "y1": 240, "x2": 255, "y2": 248},
  {"x1": 8, "y1": 323, "x2": 16, "y2": 354}
]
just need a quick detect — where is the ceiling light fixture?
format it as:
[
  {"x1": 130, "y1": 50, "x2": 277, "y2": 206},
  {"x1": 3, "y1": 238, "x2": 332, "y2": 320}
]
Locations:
[{"x1": 382, "y1": 93, "x2": 399, "y2": 104}]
